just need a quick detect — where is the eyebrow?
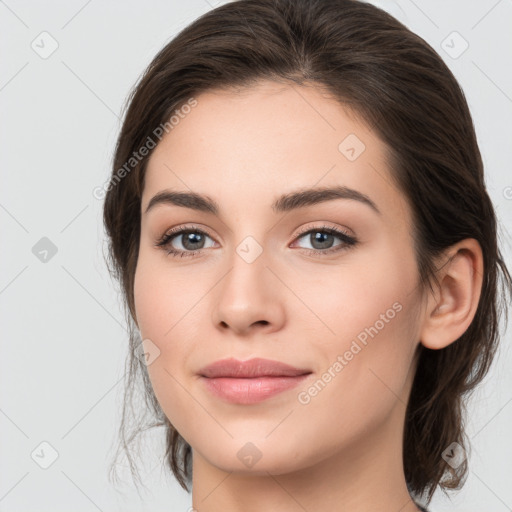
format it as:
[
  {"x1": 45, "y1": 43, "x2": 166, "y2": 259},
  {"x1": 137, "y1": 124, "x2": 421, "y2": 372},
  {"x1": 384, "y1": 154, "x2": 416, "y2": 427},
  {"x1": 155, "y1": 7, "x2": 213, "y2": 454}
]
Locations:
[{"x1": 144, "y1": 185, "x2": 381, "y2": 216}]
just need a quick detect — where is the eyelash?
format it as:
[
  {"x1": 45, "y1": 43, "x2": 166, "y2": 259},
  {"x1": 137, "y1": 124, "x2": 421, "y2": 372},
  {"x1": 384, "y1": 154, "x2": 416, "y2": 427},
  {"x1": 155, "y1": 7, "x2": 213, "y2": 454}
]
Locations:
[{"x1": 154, "y1": 224, "x2": 358, "y2": 259}]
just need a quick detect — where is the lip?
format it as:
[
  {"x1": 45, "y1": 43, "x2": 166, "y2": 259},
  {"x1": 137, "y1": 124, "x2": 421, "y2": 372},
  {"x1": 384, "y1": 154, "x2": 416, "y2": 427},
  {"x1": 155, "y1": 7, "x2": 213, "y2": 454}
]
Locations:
[
  {"x1": 198, "y1": 357, "x2": 312, "y2": 405},
  {"x1": 199, "y1": 357, "x2": 311, "y2": 378}
]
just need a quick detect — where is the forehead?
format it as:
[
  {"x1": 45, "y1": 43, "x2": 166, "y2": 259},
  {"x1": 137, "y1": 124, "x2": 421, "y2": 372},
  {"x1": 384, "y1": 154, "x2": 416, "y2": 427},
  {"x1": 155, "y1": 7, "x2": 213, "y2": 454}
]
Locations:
[{"x1": 142, "y1": 80, "x2": 410, "y2": 227}]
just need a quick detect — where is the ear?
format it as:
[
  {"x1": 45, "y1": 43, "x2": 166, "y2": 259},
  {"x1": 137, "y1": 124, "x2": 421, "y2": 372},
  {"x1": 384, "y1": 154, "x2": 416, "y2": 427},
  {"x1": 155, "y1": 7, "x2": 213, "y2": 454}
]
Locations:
[{"x1": 420, "y1": 238, "x2": 484, "y2": 350}]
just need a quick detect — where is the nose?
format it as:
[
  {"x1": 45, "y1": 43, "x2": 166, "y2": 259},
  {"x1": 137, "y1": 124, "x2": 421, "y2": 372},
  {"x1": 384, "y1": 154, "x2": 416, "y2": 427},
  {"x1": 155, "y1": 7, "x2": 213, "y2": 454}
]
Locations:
[{"x1": 211, "y1": 247, "x2": 286, "y2": 337}]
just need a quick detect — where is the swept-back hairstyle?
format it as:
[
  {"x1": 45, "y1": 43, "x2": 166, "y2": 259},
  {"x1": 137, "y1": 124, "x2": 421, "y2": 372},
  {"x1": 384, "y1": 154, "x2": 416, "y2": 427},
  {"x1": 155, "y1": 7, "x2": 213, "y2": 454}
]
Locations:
[{"x1": 103, "y1": 0, "x2": 512, "y2": 506}]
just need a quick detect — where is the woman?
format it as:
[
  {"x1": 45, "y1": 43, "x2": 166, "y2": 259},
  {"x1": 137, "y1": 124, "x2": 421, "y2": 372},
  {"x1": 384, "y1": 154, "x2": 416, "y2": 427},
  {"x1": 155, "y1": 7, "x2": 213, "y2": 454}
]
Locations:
[{"x1": 102, "y1": 1, "x2": 512, "y2": 510}]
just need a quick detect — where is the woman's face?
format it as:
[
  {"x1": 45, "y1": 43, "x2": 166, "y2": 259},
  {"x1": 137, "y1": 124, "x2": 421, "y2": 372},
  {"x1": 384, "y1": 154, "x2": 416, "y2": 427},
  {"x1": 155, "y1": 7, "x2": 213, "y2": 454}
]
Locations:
[{"x1": 134, "y1": 80, "x2": 426, "y2": 475}]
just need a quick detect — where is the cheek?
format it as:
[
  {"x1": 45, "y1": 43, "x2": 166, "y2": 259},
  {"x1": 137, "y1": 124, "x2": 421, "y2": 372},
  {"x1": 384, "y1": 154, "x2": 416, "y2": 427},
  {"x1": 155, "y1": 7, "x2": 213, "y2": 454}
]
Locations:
[
  {"x1": 133, "y1": 256, "x2": 199, "y2": 437},
  {"x1": 133, "y1": 260, "x2": 162, "y2": 338},
  {"x1": 293, "y1": 297, "x2": 418, "y2": 458},
  {"x1": 297, "y1": 244, "x2": 419, "y2": 405},
  {"x1": 133, "y1": 247, "x2": 198, "y2": 338},
  {"x1": 297, "y1": 245, "x2": 414, "y2": 346}
]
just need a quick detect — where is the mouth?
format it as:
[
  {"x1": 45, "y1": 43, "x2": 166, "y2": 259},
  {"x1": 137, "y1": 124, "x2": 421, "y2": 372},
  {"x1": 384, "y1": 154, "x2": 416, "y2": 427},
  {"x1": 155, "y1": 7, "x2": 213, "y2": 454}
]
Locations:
[{"x1": 198, "y1": 357, "x2": 313, "y2": 404}]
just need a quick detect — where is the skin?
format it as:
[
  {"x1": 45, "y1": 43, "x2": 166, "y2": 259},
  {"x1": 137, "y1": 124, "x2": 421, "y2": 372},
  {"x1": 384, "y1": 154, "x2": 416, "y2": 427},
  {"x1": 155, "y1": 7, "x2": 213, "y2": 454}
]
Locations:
[{"x1": 133, "y1": 80, "x2": 483, "y2": 512}]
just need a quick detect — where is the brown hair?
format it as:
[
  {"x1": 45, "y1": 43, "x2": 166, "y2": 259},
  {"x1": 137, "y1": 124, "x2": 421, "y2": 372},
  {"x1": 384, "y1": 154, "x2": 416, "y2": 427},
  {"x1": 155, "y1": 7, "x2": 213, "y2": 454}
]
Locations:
[{"x1": 103, "y1": 0, "x2": 512, "y2": 505}]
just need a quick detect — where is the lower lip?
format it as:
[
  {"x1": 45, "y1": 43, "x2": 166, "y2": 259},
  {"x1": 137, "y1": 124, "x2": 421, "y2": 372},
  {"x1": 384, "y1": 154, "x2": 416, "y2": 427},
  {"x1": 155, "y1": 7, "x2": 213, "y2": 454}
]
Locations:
[{"x1": 200, "y1": 375, "x2": 311, "y2": 404}]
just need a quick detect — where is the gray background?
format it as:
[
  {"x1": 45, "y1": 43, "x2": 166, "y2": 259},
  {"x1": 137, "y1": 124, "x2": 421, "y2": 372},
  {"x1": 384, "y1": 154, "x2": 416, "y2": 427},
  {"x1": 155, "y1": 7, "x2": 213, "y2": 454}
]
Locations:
[{"x1": 1, "y1": 0, "x2": 511, "y2": 510}]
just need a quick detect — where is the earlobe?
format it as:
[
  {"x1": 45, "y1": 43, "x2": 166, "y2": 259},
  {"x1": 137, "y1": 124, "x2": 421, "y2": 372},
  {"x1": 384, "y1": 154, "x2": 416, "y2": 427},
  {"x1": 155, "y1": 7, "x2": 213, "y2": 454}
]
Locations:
[{"x1": 419, "y1": 239, "x2": 484, "y2": 350}]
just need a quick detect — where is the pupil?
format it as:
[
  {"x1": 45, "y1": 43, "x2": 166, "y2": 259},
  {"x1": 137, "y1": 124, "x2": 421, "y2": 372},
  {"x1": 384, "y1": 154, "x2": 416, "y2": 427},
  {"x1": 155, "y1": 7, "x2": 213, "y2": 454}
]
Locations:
[
  {"x1": 184, "y1": 232, "x2": 203, "y2": 249},
  {"x1": 312, "y1": 232, "x2": 333, "y2": 249}
]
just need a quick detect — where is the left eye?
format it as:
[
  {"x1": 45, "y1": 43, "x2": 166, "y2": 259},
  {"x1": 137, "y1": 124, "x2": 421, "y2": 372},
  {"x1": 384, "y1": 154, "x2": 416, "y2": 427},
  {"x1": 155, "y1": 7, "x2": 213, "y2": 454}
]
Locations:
[{"x1": 291, "y1": 226, "x2": 357, "y2": 253}]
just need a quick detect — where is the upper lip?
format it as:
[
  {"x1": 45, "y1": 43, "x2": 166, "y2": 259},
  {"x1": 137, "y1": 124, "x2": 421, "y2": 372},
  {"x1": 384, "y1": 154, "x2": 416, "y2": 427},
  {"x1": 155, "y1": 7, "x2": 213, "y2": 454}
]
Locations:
[{"x1": 199, "y1": 357, "x2": 312, "y2": 378}]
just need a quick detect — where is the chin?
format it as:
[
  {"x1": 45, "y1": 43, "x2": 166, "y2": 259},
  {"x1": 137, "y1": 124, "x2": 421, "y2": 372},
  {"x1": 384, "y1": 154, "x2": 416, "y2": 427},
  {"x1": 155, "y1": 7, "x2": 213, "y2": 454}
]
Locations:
[{"x1": 195, "y1": 438, "x2": 312, "y2": 476}]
